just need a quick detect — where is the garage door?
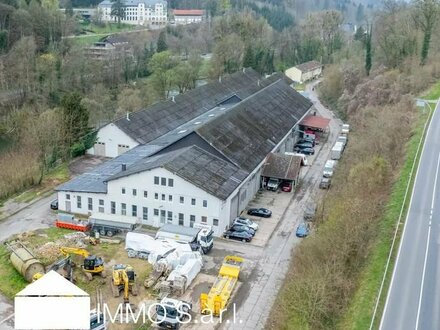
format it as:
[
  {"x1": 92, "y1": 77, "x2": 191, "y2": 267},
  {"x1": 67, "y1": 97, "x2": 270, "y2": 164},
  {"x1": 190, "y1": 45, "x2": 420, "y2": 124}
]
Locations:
[{"x1": 94, "y1": 142, "x2": 105, "y2": 156}]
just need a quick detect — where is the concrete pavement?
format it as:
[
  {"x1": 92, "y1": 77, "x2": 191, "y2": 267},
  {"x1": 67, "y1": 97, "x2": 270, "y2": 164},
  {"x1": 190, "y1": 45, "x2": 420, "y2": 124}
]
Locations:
[
  {"x1": 380, "y1": 100, "x2": 440, "y2": 330},
  {"x1": 223, "y1": 81, "x2": 342, "y2": 330}
]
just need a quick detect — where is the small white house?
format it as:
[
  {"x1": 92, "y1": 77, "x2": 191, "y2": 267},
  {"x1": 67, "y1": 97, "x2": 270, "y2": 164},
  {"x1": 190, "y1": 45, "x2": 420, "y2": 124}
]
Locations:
[
  {"x1": 15, "y1": 271, "x2": 90, "y2": 329},
  {"x1": 172, "y1": 9, "x2": 204, "y2": 25},
  {"x1": 285, "y1": 61, "x2": 323, "y2": 83}
]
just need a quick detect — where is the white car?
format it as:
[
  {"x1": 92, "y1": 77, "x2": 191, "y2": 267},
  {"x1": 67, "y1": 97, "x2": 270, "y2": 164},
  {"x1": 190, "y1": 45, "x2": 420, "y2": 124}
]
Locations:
[{"x1": 234, "y1": 217, "x2": 259, "y2": 231}]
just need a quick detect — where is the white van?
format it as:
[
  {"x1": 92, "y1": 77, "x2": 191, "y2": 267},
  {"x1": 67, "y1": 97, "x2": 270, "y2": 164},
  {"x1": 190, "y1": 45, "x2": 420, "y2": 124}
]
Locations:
[
  {"x1": 341, "y1": 124, "x2": 350, "y2": 135},
  {"x1": 337, "y1": 135, "x2": 347, "y2": 147},
  {"x1": 323, "y1": 160, "x2": 336, "y2": 178}
]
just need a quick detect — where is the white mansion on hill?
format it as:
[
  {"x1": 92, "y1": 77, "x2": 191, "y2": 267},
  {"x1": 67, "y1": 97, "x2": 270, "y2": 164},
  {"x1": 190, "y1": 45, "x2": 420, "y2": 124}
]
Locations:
[{"x1": 98, "y1": 0, "x2": 167, "y2": 26}]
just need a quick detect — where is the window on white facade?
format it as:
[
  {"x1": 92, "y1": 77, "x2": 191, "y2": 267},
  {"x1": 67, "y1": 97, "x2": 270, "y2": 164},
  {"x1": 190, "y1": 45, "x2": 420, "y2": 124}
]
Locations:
[
  {"x1": 161, "y1": 194, "x2": 165, "y2": 201},
  {"x1": 154, "y1": 209, "x2": 159, "y2": 216},
  {"x1": 88, "y1": 198, "x2": 93, "y2": 211},
  {"x1": 66, "y1": 194, "x2": 70, "y2": 200},
  {"x1": 180, "y1": 196, "x2": 184, "y2": 204},
  {"x1": 191, "y1": 198, "x2": 196, "y2": 206},
  {"x1": 161, "y1": 177, "x2": 166, "y2": 186},
  {"x1": 99, "y1": 199, "x2": 104, "y2": 213},
  {"x1": 132, "y1": 205, "x2": 137, "y2": 217},
  {"x1": 213, "y1": 218, "x2": 219, "y2": 226},
  {"x1": 77, "y1": 196, "x2": 82, "y2": 209},
  {"x1": 160, "y1": 210, "x2": 166, "y2": 223},
  {"x1": 111, "y1": 201, "x2": 116, "y2": 214},
  {"x1": 178, "y1": 213, "x2": 184, "y2": 226},
  {"x1": 143, "y1": 207, "x2": 148, "y2": 221},
  {"x1": 133, "y1": 189, "x2": 137, "y2": 196},
  {"x1": 155, "y1": 193, "x2": 158, "y2": 200},
  {"x1": 167, "y1": 211, "x2": 173, "y2": 223},
  {"x1": 154, "y1": 176, "x2": 159, "y2": 185},
  {"x1": 144, "y1": 191, "x2": 148, "y2": 198},
  {"x1": 121, "y1": 203, "x2": 126, "y2": 216},
  {"x1": 190, "y1": 215, "x2": 195, "y2": 227},
  {"x1": 168, "y1": 195, "x2": 172, "y2": 202},
  {"x1": 122, "y1": 188, "x2": 126, "y2": 194},
  {"x1": 201, "y1": 216, "x2": 207, "y2": 223},
  {"x1": 168, "y1": 178, "x2": 174, "y2": 187},
  {"x1": 203, "y1": 200, "x2": 207, "y2": 208}
]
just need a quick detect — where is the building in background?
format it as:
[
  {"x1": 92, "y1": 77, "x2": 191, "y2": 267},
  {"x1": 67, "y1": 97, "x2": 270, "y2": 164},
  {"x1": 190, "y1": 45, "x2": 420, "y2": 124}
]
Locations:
[
  {"x1": 285, "y1": 60, "x2": 323, "y2": 83},
  {"x1": 98, "y1": 0, "x2": 167, "y2": 26},
  {"x1": 172, "y1": 9, "x2": 205, "y2": 25}
]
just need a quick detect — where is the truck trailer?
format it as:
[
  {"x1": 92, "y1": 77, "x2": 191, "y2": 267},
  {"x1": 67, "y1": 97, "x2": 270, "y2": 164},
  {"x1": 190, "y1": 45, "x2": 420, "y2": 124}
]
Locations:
[
  {"x1": 155, "y1": 224, "x2": 214, "y2": 254},
  {"x1": 89, "y1": 213, "x2": 139, "y2": 237},
  {"x1": 331, "y1": 142, "x2": 344, "y2": 160}
]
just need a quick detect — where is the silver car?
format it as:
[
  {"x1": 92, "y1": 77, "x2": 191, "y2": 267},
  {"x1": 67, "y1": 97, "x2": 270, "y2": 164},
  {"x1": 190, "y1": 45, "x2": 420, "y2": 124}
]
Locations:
[{"x1": 234, "y1": 217, "x2": 259, "y2": 231}]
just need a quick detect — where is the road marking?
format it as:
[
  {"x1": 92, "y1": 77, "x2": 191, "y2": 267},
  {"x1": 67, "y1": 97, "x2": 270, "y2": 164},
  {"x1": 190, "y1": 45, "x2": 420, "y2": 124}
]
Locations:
[
  {"x1": 415, "y1": 152, "x2": 440, "y2": 330},
  {"x1": 0, "y1": 313, "x2": 13, "y2": 326}
]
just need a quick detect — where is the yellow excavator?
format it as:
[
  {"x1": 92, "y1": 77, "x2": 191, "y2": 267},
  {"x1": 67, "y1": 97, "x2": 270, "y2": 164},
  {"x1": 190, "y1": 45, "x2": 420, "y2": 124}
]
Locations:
[
  {"x1": 111, "y1": 264, "x2": 138, "y2": 305},
  {"x1": 59, "y1": 247, "x2": 106, "y2": 281}
]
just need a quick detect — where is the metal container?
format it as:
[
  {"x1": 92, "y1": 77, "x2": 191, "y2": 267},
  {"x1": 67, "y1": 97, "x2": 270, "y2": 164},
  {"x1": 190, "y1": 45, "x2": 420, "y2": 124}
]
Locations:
[{"x1": 10, "y1": 247, "x2": 45, "y2": 282}]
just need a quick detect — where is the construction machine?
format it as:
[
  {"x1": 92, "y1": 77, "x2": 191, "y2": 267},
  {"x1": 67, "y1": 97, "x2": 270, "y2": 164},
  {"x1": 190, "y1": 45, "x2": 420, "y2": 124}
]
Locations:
[
  {"x1": 200, "y1": 255, "x2": 244, "y2": 317},
  {"x1": 111, "y1": 264, "x2": 138, "y2": 305},
  {"x1": 60, "y1": 247, "x2": 105, "y2": 280},
  {"x1": 32, "y1": 256, "x2": 74, "y2": 282}
]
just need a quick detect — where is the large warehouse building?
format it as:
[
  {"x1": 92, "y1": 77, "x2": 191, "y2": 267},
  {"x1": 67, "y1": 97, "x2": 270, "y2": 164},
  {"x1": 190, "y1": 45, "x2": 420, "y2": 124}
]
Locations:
[{"x1": 56, "y1": 69, "x2": 313, "y2": 236}]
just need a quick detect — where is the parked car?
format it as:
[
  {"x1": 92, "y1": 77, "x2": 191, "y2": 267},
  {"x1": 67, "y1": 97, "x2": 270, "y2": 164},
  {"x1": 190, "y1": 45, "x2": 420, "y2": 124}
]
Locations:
[
  {"x1": 304, "y1": 202, "x2": 317, "y2": 221},
  {"x1": 50, "y1": 199, "x2": 58, "y2": 210},
  {"x1": 319, "y1": 177, "x2": 331, "y2": 189},
  {"x1": 267, "y1": 178, "x2": 281, "y2": 191},
  {"x1": 230, "y1": 224, "x2": 256, "y2": 236},
  {"x1": 298, "y1": 138, "x2": 315, "y2": 146},
  {"x1": 296, "y1": 222, "x2": 310, "y2": 238},
  {"x1": 281, "y1": 181, "x2": 292, "y2": 192},
  {"x1": 294, "y1": 142, "x2": 314, "y2": 149},
  {"x1": 223, "y1": 230, "x2": 253, "y2": 242},
  {"x1": 247, "y1": 208, "x2": 272, "y2": 218},
  {"x1": 234, "y1": 217, "x2": 259, "y2": 231},
  {"x1": 294, "y1": 147, "x2": 315, "y2": 155}
]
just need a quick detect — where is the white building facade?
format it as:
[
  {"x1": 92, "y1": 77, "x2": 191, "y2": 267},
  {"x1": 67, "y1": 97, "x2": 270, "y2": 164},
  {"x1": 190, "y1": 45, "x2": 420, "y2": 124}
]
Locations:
[
  {"x1": 87, "y1": 123, "x2": 139, "y2": 158},
  {"x1": 98, "y1": 0, "x2": 167, "y2": 26},
  {"x1": 172, "y1": 10, "x2": 204, "y2": 25}
]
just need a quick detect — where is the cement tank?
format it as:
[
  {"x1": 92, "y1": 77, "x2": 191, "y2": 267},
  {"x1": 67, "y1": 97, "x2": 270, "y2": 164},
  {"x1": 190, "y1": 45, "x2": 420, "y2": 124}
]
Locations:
[{"x1": 10, "y1": 247, "x2": 45, "y2": 282}]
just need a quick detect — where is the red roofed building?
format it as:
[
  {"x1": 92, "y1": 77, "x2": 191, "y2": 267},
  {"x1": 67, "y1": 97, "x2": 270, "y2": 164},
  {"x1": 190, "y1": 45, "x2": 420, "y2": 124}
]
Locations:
[{"x1": 172, "y1": 9, "x2": 205, "y2": 25}]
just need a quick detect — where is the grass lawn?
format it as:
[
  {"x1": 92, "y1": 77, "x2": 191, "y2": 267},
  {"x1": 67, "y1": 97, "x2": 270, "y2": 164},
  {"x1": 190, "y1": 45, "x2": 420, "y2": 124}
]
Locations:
[
  {"x1": 80, "y1": 22, "x2": 135, "y2": 34},
  {"x1": 71, "y1": 34, "x2": 106, "y2": 46},
  {"x1": 294, "y1": 82, "x2": 305, "y2": 91},
  {"x1": 422, "y1": 80, "x2": 440, "y2": 100},
  {"x1": 339, "y1": 95, "x2": 434, "y2": 329}
]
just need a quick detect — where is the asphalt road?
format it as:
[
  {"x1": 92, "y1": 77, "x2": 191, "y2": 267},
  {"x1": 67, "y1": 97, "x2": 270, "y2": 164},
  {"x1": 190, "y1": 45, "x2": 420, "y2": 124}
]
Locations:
[{"x1": 380, "y1": 100, "x2": 440, "y2": 330}]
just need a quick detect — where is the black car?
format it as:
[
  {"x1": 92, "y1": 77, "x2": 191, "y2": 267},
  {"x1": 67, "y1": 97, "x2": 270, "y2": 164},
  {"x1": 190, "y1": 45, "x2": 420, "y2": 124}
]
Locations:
[
  {"x1": 295, "y1": 142, "x2": 314, "y2": 149},
  {"x1": 223, "y1": 230, "x2": 253, "y2": 242},
  {"x1": 230, "y1": 224, "x2": 256, "y2": 236},
  {"x1": 247, "y1": 207, "x2": 272, "y2": 218},
  {"x1": 294, "y1": 147, "x2": 315, "y2": 155},
  {"x1": 50, "y1": 199, "x2": 58, "y2": 210},
  {"x1": 298, "y1": 138, "x2": 315, "y2": 146}
]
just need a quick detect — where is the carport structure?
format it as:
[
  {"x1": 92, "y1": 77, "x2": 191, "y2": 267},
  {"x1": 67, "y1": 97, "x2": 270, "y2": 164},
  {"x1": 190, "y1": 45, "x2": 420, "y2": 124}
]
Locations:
[
  {"x1": 299, "y1": 114, "x2": 330, "y2": 132},
  {"x1": 261, "y1": 153, "x2": 303, "y2": 189}
]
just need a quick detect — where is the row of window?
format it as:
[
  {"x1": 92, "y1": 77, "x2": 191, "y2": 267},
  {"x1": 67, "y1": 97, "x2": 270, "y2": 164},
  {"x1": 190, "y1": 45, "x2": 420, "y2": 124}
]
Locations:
[
  {"x1": 154, "y1": 176, "x2": 174, "y2": 187},
  {"x1": 119, "y1": 187, "x2": 208, "y2": 207}
]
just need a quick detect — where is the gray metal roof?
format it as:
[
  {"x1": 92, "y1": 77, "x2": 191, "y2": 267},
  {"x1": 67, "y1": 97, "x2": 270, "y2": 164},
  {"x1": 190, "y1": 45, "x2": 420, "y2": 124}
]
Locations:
[
  {"x1": 106, "y1": 146, "x2": 248, "y2": 200},
  {"x1": 56, "y1": 144, "x2": 161, "y2": 193},
  {"x1": 113, "y1": 69, "x2": 276, "y2": 145},
  {"x1": 262, "y1": 153, "x2": 302, "y2": 180},
  {"x1": 196, "y1": 79, "x2": 313, "y2": 172}
]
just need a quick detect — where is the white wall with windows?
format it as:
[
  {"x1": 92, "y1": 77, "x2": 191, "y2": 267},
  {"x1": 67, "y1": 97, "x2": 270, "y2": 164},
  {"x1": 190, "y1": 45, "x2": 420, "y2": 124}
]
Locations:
[
  {"x1": 86, "y1": 123, "x2": 139, "y2": 158},
  {"x1": 57, "y1": 167, "x2": 227, "y2": 236},
  {"x1": 99, "y1": 1, "x2": 167, "y2": 26}
]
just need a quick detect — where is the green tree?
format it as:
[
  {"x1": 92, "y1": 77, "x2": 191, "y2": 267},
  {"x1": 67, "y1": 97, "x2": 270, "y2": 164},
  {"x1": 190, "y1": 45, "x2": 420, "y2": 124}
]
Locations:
[
  {"x1": 148, "y1": 51, "x2": 177, "y2": 99},
  {"x1": 413, "y1": 0, "x2": 440, "y2": 65},
  {"x1": 242, "y1": 46, "x2": 255, "y2": 68},
  {"x1": 60, "y1": 92, "x2": 90, "y2": 156},
  {"x1": 365, "y1": 25, "x2": 372, "y2": 75},
  {"x1": 156, "y1": 30, "x2": 168, "y2": 53},
  {"x1": 172, "y1": 58, "x2": 201, "y2": 93},
  {"x1": 111, "y1": 0, "x2": 126, "y2": 26}
]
